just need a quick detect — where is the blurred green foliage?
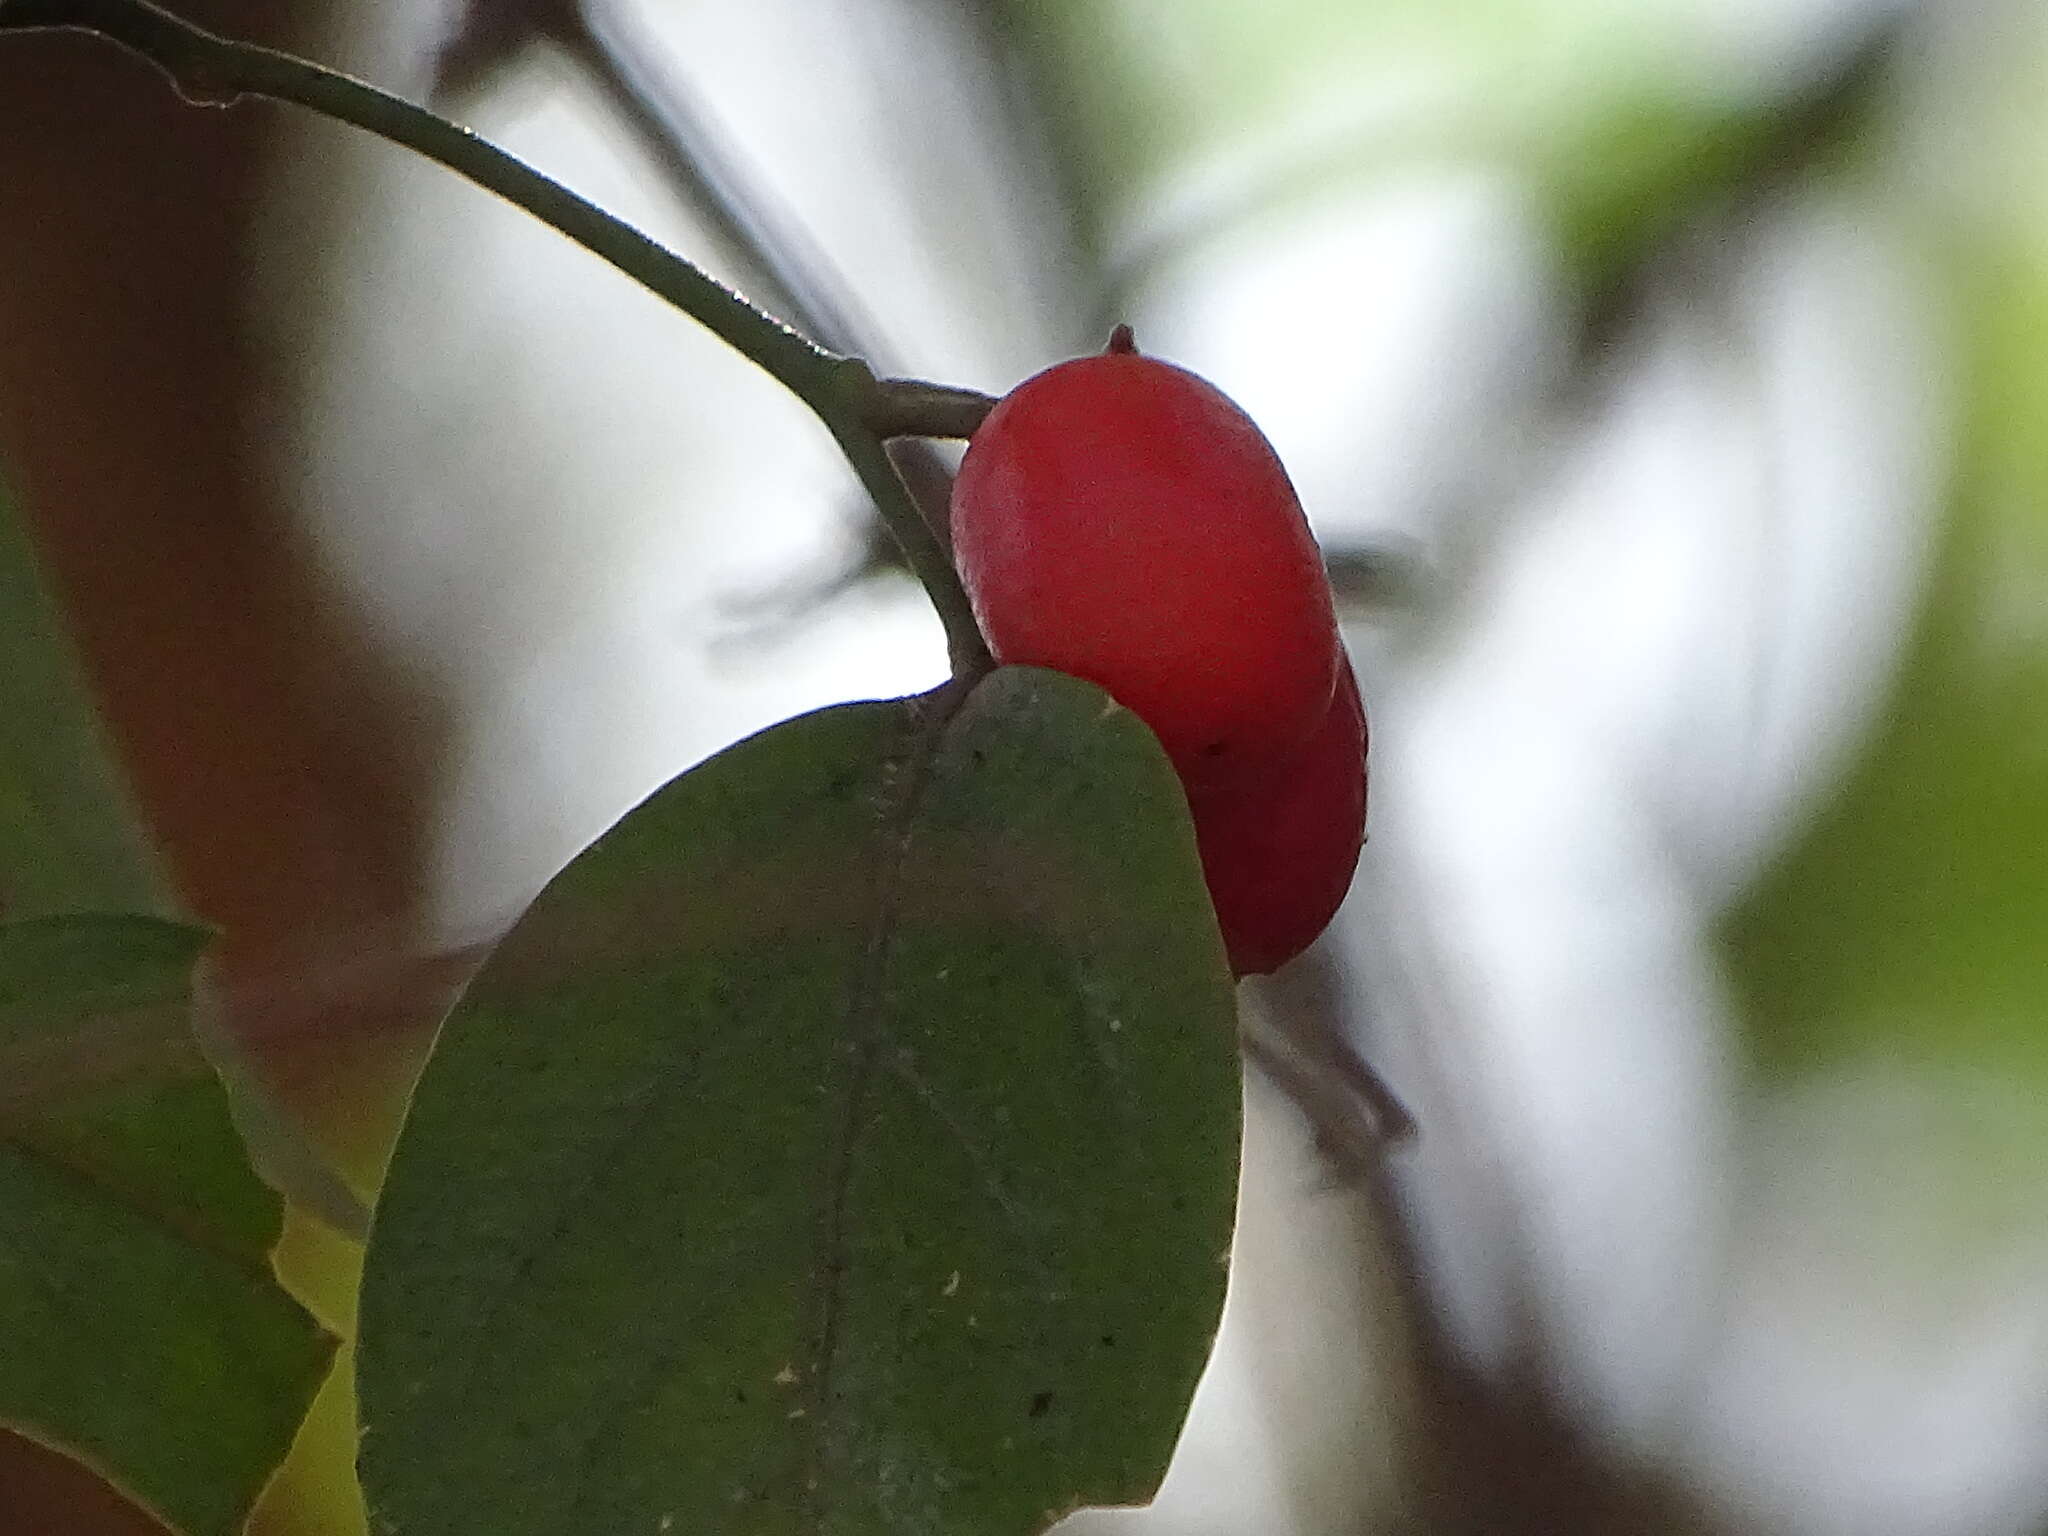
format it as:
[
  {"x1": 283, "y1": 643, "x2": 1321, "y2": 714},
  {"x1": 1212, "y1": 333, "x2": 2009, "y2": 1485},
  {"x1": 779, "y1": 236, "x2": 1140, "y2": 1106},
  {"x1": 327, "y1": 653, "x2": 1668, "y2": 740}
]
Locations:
[
  {"x1": 0, "y1": 485, "x2": 159, "y2": 919},
  {"x1": 1727, "y1": 225, "x2": 2048, "y2": 1086},
  {"x1": 0, "y1": 494, "x2": 331, "y2": 1536}
]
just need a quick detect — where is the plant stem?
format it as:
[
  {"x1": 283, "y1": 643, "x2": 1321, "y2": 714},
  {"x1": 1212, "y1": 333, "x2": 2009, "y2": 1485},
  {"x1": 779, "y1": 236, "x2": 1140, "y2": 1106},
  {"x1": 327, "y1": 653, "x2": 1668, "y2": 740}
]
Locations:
[
  {"x1": 0, "y1": 0, "x2": 994, "y2": 670},
  {"x1": 823, "y1": 392, "x2": 992, "y2": 680},
  {"x1": 865, "y1": 380, "x2": 996, "y2": 441}
]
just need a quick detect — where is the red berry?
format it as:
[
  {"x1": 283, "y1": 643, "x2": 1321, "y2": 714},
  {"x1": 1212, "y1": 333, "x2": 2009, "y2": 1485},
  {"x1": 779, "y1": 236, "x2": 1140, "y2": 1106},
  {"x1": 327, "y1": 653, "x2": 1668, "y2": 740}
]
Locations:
[
  {"x1": 1188, "y1": 660, "x2": 1367, "y2": 976},
  {"x1": 951, "y1": 343, "x2": 1340, "y2": 784},
  {"x1": 952, "y1": 332, "x2": 1367, "y2": 976}
]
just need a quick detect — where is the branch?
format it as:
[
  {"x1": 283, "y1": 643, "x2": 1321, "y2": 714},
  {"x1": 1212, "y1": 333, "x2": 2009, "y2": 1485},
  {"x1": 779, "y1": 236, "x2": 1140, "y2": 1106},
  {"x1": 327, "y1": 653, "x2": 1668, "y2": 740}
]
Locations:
[
  {"x1": 0, "y1": 0, "x2": 834, "y2": 392},
  {"x1": 0, "y1": 0, "x2": 992, "y2": 670},
  {"x1": 822, "y1": 397, "x2": 992, "y2": 680},
  {"x1": 865, "y1": 379, "x2": 995, "y2": 441}
]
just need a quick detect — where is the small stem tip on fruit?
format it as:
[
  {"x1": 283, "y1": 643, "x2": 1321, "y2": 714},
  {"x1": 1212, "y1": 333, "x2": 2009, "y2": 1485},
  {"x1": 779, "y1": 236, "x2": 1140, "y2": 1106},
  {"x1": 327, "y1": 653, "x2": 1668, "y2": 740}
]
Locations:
[{"x1": 1105, "y1": 323, "x2": 1137, "y2": 356}]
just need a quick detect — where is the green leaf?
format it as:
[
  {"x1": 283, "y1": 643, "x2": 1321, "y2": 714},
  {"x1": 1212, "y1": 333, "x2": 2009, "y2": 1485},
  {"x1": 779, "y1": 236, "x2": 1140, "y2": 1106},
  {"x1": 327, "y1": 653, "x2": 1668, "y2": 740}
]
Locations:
[
  {"x1": 0, "y1": 914, "x2": 336, "y2": 1536},
  {"x1": 0, "y1": 1141, "x2": 333, "y2": 1536},
  {"x1": 0, "y1": 912, "x2": 209, "y2": 1121},
  {"x1": 0, "y1": 486, "x2": 159, "y2": 918},
  {"x1": 0, "y1": 489, "x2": 336, "y2": 1532},
  {"x1": 358, "y1": 667, "x2": 1241, "y2": 1536},
  {"x1": 6, "y1": 915, "x2": 276, "y2": 1259}
]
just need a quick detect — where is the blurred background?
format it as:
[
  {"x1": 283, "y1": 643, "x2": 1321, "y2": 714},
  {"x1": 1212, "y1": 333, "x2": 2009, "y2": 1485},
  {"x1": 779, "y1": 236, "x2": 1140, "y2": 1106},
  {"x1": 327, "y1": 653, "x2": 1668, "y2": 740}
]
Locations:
[{"x1": 3, "y1": 0, "x2": 2047, "y2": 1530}]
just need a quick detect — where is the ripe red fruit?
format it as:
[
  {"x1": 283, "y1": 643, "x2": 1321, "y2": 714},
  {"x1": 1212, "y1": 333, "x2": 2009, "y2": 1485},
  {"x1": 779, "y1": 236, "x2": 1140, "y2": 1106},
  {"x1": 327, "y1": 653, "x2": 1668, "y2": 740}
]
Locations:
[
  {"x1": 951, "y1": 330, "x2": 1367, "y2": 976},
  {"x1": 951, "y1": 337, "x2": 1340, "y2": 785},
  {"x1": 1188, "y1": 662, "x2": 1367, "y2": 976}
]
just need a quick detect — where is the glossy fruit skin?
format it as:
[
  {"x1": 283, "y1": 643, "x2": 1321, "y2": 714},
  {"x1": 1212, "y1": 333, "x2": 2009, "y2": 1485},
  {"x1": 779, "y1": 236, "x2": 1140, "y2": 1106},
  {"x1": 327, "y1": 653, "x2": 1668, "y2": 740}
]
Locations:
[
  {"x1": 1189, "y1": 659, "x2": 1367, "y2": 976},
  {"x1": 951, "y1": 351, "x2": 1340, "y2": 786}
]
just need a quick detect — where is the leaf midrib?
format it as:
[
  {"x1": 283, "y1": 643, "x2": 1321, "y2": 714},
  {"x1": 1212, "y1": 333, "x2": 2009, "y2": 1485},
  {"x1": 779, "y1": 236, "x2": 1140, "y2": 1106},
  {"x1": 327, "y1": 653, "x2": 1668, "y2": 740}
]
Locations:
[{"x1": 797, "y1": 678, "x2": 974, "y2": 1528}]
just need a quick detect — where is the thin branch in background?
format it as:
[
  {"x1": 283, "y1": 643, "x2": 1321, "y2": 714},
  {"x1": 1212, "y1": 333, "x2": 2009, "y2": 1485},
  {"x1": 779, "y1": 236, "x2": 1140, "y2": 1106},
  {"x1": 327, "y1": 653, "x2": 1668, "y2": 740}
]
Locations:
[
  {"x1": 434, "y1": 0, "x2": 980, "y2": 576},
  {"x1": 551, "y1": 0, "x2": 980, "y2": 560},
  {"x1": 552, "y1": 0, "x2": 880, "y2": 360},
  {"x1": 1243, "y1": 941, "x2": 1414, "y2": 1179},
  {"x1": 1326, "y1": 536, "x2": 1433, "y2": 616}
]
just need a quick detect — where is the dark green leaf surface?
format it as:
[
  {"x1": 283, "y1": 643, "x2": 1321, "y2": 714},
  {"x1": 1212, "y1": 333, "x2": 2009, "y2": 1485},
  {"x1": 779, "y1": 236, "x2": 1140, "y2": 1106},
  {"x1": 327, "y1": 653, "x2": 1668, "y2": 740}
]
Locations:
[
  {"x1": 0, "y1": 916, "x2": 277, "y2": 1248},
  {"x1": 0, "y1": 487, "x2": 159, "y2": 918},
  {"x1": 358, "y1": 667, "x2": 1242, "y2": 1536},
  {"x1": 0, "y1": 915, "x2": 336, "y2": 1536},
  {"x1": 0, "y1": 480, "x2": 335, "y2": 1534}
]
